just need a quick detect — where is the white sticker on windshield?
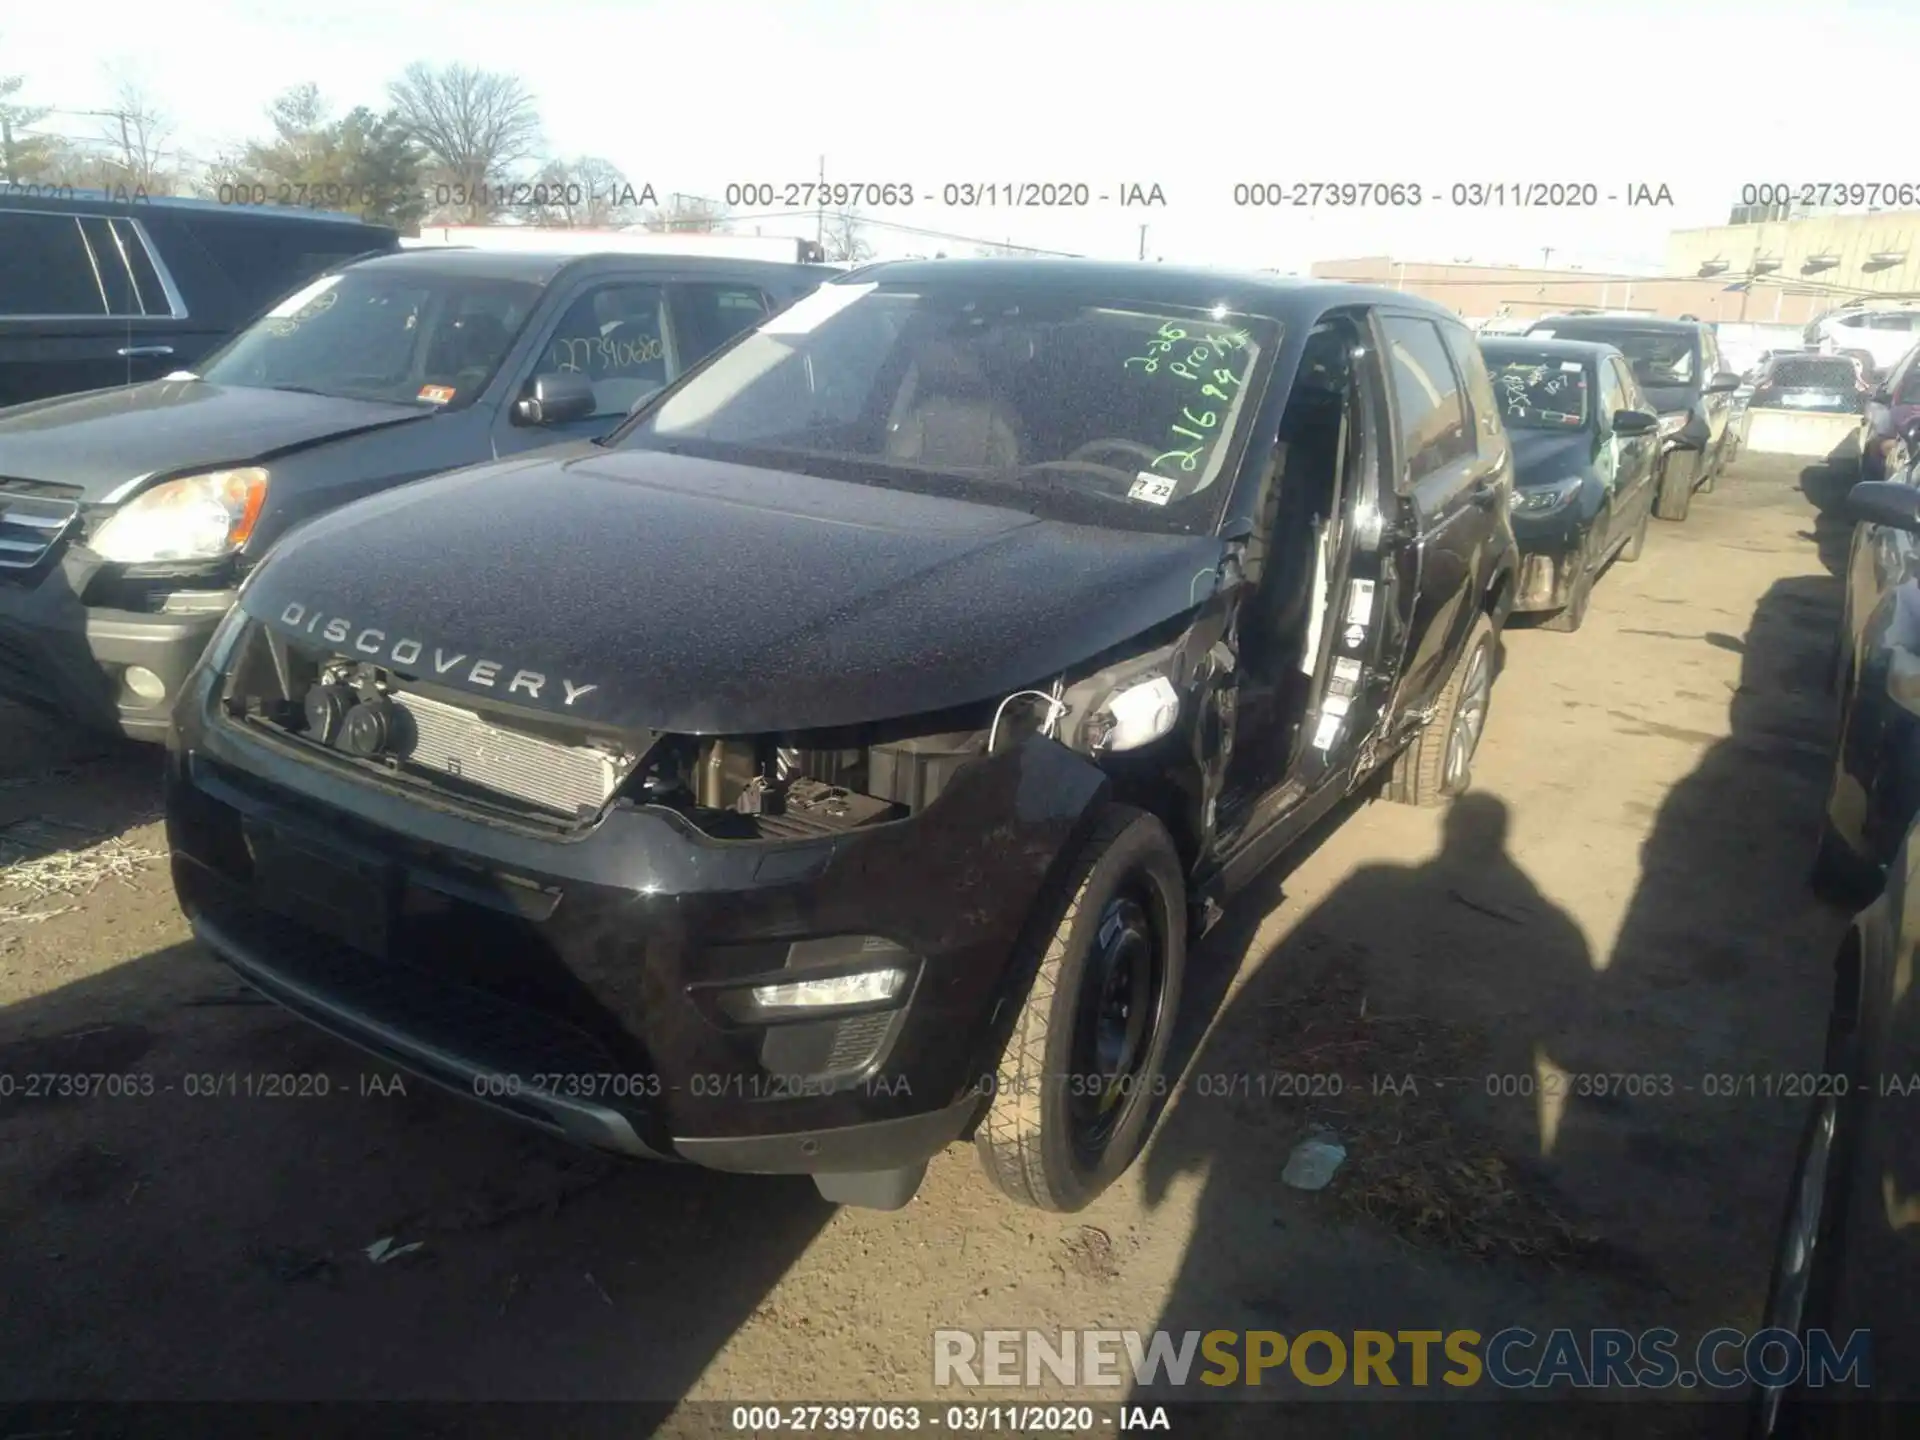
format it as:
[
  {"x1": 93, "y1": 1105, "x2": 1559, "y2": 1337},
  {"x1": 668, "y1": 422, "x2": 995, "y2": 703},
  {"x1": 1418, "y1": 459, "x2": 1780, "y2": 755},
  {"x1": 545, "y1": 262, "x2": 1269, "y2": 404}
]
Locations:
[
  {"x1": 1128, "y1": 472, "x2": 1176, "y2": 506},
  {"x1": 1561, "y1": 361, "x2": 1583, "y2": 372},
  {"x1": 759, "y1": 282, "x2": 880, "y2": 336},
  {"x1": 1531, "y1": 329, "x2": 1555, "y2": 339},
  {"x1": 265, "y1": 273, "x2": 342, "y2": 319}
]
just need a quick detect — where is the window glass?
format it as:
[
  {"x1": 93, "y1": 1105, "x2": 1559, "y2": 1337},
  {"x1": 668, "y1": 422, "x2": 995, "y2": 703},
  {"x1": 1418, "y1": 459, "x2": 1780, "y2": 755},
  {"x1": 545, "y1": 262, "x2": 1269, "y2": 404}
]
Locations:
[
  {"x1": 78, "y1": 217, "x2": 140, "y2": 316},
  {"x1": 1869, "y1": 314, "x2": 1916, "y2": 331},
  {"x1": 539, "y1": 283, "x2": 671, "y2": 418},
  {"x1": 198, "y1": 269, "x2": 540, "y2": 406},
  {"x1": 0, "y1": 211, "x2": 107, "y2": 316},
  {"x1": 183, "y1": 218, "x2": 383, "y2": 314},
  {"x1": 1482, "y1": 351, "x2": 1590, "y2": 430},
  {"x1": 1443, "y1": 323, "x2": 1501, "y2": 446},
  {"x1": 115, "y1": 220, "x2": 170, "y2": 316},
  {"x1": 1597, "y1": 359, "x2": 1627, "y2": 419},
  {"x1": 1896, "y1": 352, "x2": 1920, "y2": 405},
  {"x1": 1611, "y1": 357, "x2": 1643, "y2": 411},
  {"x1": 623, "y1": 281, "x2": 1277, "y2": 532},
  {"x1": 672, "y1": 284, "x2": 770, "y2": 362},
  {"x1": 1381, "y1": 316, "x2": 1473, "y2": 480}
]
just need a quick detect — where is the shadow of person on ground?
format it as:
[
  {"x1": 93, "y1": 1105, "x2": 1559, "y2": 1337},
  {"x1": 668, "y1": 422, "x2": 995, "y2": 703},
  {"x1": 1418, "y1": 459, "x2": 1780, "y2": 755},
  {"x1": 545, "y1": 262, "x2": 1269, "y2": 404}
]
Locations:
[
  {"x1": 1135, "y1": 795, "x2": 1609, "y2": 1410},
  {"x1": 0, "y1": 937, "x2": 833, "y2": 1419}
]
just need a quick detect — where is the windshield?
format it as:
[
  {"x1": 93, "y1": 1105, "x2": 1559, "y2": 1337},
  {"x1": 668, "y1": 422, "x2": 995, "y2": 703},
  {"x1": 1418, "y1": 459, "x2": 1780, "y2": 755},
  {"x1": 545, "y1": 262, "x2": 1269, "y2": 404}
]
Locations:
[
  {"x1": 1768, "y1": 357, "x2": 1858, "y2": 389},
  {"x1": 1539, "y1": 327, "x2": 1696, "y2": 389},
  {"x1": 199, "y1": 269, "x2": 543, "y2": 407},
  {"x1": 1483, "y1": 354, "x2": 1590, "y2": 430},
  {"x1": 618, "y1": 281, "x2": 1277, "y2": 531}
]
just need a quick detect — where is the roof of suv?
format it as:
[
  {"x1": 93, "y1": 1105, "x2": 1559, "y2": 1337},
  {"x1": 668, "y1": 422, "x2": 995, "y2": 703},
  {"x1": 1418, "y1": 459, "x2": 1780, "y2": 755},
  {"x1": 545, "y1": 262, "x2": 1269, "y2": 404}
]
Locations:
[
  {"x1": 346, "y1": 248, "x2": 842, "y2": 286},
  {"x1": 1529, "y1": 313, "x2": 1705, "y2": 336},
  {"x1": 0, "y1": 189, "x2": 395, "y2": 231},
  {"x1": 1479, "y1": 336, "x2": 1620, "y2": 362},
  {"x1": 836, "y1": 257, "x2": 1466, "y2": 324}
]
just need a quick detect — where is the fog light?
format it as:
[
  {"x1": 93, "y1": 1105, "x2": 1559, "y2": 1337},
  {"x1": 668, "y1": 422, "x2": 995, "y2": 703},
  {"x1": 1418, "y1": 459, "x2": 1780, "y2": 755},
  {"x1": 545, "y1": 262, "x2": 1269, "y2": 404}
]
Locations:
[
  {"x1": 123, "y1": 666, "x2": 167, "y2": 703},
  {"x1": 752, "y1": 968, "x2": 908, "y2": 1012}
]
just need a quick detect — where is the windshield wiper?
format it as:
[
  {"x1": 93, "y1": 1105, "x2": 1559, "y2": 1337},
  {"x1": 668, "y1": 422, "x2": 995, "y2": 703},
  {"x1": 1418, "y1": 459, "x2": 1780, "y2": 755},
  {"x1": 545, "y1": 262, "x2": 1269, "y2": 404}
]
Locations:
[{"x1": 266, "y1": 384, "x2": 331, "y2": 397}]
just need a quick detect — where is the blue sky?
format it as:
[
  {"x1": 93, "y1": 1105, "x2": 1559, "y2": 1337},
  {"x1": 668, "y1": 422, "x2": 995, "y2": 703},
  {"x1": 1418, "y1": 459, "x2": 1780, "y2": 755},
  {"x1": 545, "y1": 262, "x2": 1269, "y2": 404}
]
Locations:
[{"x1": 5, "y1": 0, "x2": 1914, "y2": 270}]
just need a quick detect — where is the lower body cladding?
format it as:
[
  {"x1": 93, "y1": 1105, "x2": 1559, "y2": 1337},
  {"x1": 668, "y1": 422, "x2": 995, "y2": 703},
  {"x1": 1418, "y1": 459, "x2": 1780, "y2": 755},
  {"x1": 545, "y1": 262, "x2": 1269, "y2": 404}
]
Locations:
[
  {"x1": 1508, "y1": 517, "x2": 1587, "y2": 613},
  {"x1": 0, "y1": 540, "x2": 231, "y2": 740},
  {"x1": 164, "y1": 708, "x2": 1112, "y2": 1210}
]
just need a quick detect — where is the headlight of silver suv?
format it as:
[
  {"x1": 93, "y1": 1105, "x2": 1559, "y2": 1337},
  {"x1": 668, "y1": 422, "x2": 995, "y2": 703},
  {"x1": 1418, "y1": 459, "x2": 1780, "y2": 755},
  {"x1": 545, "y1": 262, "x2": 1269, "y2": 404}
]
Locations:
[
  {"x1": 90, "y1": 468, "x2": 270, "y2": 564},
  {"x1": 1512, "y1": 476, "x2": 1583, "y2": 514}
]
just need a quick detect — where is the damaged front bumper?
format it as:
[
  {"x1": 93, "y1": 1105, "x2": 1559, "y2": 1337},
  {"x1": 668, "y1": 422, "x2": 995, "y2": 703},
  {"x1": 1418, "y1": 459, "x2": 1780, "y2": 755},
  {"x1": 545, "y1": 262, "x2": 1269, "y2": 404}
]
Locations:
[
  {"x1": 163, "y1": 681, "x2": 1113, "y2": 1198},
  {"x1": 1508, "y1": 515, "x2": 1587, "y2": 613}
]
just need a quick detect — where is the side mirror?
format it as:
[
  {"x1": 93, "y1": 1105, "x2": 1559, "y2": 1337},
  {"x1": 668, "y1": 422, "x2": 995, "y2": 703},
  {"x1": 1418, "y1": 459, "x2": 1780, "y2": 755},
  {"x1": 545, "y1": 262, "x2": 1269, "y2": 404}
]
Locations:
[
  {"x1": 1706, "y1": 372, "x2": 1742, "y2": 394},
  {"x1": 1612, "y1": 409, "x2": 1659, "y2": 436},
  {"x1": 1903, "y1": 416, "x2": 1920, "y2": 446},
  {"x1": 1872, "y1": 384, "x2": 1893, "y2": 405},
  {"x1": 512, "y1": 372, "x2": 597, "y2": 426},
  {"x1": 1846, "y1": 481, "x2": 1920, "y2": 534}
]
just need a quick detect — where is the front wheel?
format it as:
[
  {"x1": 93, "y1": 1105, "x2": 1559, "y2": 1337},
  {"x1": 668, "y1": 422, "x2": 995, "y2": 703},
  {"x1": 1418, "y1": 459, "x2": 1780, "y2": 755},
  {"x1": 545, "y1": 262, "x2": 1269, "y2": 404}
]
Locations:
[
  {"x1": 1385, "y1": 612, "x2": 1495, "y2": 807},
  {"x1": 1655, "y1": 450, "x2": 1696, "y2": 521},
  {"x1": 975, "y1": 805, "x2": 1187, "y2": 1211}
]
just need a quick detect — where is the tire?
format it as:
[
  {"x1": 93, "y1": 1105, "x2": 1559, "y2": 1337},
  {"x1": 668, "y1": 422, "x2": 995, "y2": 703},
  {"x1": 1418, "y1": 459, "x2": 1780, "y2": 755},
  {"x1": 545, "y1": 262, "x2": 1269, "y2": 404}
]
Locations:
[
  {"x1": 1618, "y1": 501, "x2": 1650, "y2": 563},
  {"x1": 1699, "y1": 441, "x2": 1721, "y2": 494},
  {"x1": 1654, "y1": 450, "x2": 1696, "y2": 521},
  {"x1": 1385, "y1": 612, "x2": 1495, "y2": 808},
  {"x1": 1541, "y1": 544, "x2": 1593, "y2": 632},
  {"x1": 1810, "y1": 817, "x2": 1878, "y2": 908},
  {"x1": 975, "y1": 805, "x2": 1186, "y2": 1212}
]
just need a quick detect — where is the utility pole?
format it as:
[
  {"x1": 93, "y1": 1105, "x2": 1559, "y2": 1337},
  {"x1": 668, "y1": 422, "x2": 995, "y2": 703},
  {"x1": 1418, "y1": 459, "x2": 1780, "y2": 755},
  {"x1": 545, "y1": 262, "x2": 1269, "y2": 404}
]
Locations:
[
  {"x1": 1541, "y1": 246, "x2": 1555, "y2": 268},
  {"x1": 1138, "y1": 223, "x2": 1147, "y2": 261},
  {"x1": 815, "y1": 154, "x2": 825, "y2": 248},
  {"x1": 1, "y1": 116, "x2": 13, "y2": 185}
]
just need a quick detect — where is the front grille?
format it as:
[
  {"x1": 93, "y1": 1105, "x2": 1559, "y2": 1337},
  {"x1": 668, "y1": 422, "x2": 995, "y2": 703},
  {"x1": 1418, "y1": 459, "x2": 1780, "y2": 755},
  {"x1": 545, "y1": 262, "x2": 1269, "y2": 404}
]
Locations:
[
  {"x1": 390, "y1": 687, "x2": 634, "y2": 817},
  {"x1": 0, "y1": 490, "x2": 80, "y2": 570}
]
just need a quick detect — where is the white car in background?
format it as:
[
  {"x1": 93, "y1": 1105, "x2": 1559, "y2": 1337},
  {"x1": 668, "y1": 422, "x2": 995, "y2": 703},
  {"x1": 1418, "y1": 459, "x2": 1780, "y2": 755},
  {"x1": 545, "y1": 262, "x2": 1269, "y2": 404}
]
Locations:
[{"x1": 1805, "y1": 302, "x2": 1920, "y2": 375}]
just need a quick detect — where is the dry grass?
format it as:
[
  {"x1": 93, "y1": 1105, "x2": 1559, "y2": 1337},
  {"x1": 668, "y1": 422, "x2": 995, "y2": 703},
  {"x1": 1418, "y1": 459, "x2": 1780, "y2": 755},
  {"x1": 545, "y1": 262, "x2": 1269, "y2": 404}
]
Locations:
[
  {"x1": 1262, "y1": 940, "x2": 1611, "y2": 1267},
  {"x1": 0, "y1": 814, "x2": 165, "y2": 924}
]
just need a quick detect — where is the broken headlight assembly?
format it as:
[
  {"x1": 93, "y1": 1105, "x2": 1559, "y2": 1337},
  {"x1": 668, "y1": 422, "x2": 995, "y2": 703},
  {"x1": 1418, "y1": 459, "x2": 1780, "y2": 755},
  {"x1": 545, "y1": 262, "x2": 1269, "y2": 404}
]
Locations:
[{"x1": 1511, "y1": 477, "x2": 1583, "y2": 514}]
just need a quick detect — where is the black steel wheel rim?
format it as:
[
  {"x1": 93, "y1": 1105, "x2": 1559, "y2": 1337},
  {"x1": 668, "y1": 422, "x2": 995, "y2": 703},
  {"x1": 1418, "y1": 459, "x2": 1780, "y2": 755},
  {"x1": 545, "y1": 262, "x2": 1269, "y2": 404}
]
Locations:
[{"x1": 1067, "y1": 887, "x2": 1165, "y2": 1164}]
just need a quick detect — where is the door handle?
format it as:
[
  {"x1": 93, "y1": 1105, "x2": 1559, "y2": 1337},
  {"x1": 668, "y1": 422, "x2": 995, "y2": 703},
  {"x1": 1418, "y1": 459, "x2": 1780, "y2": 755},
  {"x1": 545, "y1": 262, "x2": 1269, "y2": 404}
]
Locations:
[{"x1": 116, "y1": 345, "x2": 175, "y2": 359}]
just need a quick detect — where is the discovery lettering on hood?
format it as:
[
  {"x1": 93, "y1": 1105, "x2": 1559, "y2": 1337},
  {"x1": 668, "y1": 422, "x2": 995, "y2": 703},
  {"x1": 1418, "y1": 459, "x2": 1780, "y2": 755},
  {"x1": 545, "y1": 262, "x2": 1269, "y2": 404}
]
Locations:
[{"x1": 275, "y1": 602, "x2": 600, "y2": 708}]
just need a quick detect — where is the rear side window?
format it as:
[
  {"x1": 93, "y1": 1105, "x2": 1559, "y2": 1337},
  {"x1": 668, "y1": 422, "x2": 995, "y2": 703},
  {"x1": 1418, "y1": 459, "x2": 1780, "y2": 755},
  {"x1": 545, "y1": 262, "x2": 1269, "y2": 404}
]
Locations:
[
  {"x1": 181, "y1": 218, "x2": 386, "y2": 314},
  {"x1": 74, "y1": 216, "x2": 177, "y2": 317},
  {"x1": 540, "y1": 282, "x2": 671, "y2": 418},
  {"x1": 672, "y1": 283, "x2": 770, "y2": 361},
  {"x1": 1439, "y1": 322, "x2": 1501, "y2": 448},
  {"x1": 1381, "y1": 315, "x2": 1474, "y2": 484},
  {"x1": 0, "y1": 211, "x2": 107, "y2": 316}
]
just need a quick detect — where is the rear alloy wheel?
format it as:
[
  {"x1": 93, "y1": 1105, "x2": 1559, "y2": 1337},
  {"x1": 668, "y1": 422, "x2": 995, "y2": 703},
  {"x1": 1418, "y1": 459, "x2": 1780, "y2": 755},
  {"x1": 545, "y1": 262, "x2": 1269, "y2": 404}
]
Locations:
[
  {"x1": 975, "y1": 805, "x2": 1186, "y2": 1212},
  {"x1": 1655, "y1": 450, "x2": 1697, "y2": 521},
  {"x1": 1386, "y1": 613, "x2": 1495, "y2": 807}
]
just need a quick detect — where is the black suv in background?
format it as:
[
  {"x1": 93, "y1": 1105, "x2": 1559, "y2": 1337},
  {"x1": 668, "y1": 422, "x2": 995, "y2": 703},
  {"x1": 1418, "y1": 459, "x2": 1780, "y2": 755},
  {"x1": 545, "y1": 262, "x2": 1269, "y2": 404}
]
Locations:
[
  {"x1": 163, "y1": 260, "x2": 1517, "y2": 1214},
  {"x1": 1525, "y1": 313, "x2": 1743, "y2": 522},
  {"x1": 0, "y1": 191, "x2": 401, "y2": 407},
  {"x1": 0, "y1": 248, "x2": 834, "y2": 740}
]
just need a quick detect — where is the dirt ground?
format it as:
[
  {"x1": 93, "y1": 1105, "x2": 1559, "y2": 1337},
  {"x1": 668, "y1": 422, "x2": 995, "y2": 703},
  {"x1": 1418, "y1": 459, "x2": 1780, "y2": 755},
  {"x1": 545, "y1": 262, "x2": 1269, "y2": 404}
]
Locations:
[{"x1": 0, "y1": 456, "x2": 1854, "y2": 1428}]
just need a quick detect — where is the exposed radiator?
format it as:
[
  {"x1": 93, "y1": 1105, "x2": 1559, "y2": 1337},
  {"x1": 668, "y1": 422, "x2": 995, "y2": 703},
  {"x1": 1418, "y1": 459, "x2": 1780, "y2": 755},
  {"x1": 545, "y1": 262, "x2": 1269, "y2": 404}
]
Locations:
[{"x1": 389, "y1": 688, "x2": 634, "y2": 817}]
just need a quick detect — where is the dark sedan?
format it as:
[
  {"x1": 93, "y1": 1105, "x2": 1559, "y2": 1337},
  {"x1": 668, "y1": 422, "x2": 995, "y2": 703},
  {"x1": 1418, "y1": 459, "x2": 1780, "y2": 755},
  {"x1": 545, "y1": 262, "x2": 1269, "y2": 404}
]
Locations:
[
  {"x1": 1862, "y1": 342, "x2": 1920, "y2": 485},
  {"x1": 1753, "y1": 798, "x2": 1920, "y2": 1437},
  {"x1": 0, "y1": 248, "x2": 833, "y2": 740},
  {"x1": 1477, "y1": 337, "x2": 1662, "y2": 632},
  {"x1": 1817, "y1": 459, "x2": 1920, "y2": 901}
]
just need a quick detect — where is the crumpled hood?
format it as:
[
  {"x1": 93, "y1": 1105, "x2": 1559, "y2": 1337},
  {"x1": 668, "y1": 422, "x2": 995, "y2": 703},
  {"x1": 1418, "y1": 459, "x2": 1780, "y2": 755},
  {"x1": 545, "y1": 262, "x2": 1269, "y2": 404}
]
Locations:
[
  {"x1": 0, "y1": 379, "x2": 430, "y2": 501},
  {"x1": 242, "y1": 448, "x2": 1228, "y2": 734}
]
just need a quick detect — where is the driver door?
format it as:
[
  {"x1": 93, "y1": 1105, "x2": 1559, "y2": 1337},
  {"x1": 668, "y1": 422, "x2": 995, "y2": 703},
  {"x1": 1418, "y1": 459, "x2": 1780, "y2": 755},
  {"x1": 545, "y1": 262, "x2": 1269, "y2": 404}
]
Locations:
[{"x1": 492, "y1": 277, "x2": 676, "y2": 456}]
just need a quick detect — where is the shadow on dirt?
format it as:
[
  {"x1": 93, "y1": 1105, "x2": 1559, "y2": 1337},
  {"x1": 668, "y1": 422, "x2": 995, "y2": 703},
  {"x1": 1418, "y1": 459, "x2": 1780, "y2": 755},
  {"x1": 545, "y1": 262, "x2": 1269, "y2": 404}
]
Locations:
[
  {"x1": 0, "y1": 935, "x2": 833, "y2": 1408},
  {"x1": 1130, "y1": 552, "x2": 1846, "y2": 1433}
]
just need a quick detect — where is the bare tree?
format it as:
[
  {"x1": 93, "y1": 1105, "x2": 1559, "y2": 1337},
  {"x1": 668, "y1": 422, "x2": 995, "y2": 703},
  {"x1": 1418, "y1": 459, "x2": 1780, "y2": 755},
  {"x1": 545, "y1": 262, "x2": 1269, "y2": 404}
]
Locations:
[
  {"x1": 529, "y1": 155, "x2": 644, "y2": 228},
  {"x1": 0, "y1": 75, "x2": 51, "y2": 184},
  {"x1": 387, "y1": 62, "x2": 541, "y2": 223},
  {"x1": 97, "y1": 70, "x2": 174, "y2": 193},
  {"x1": 641, "y1": 193, "x2": 729, "y2": 234},
  {"x1": 823, "y1": 207, "x2": 874, "y2": 264}
]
